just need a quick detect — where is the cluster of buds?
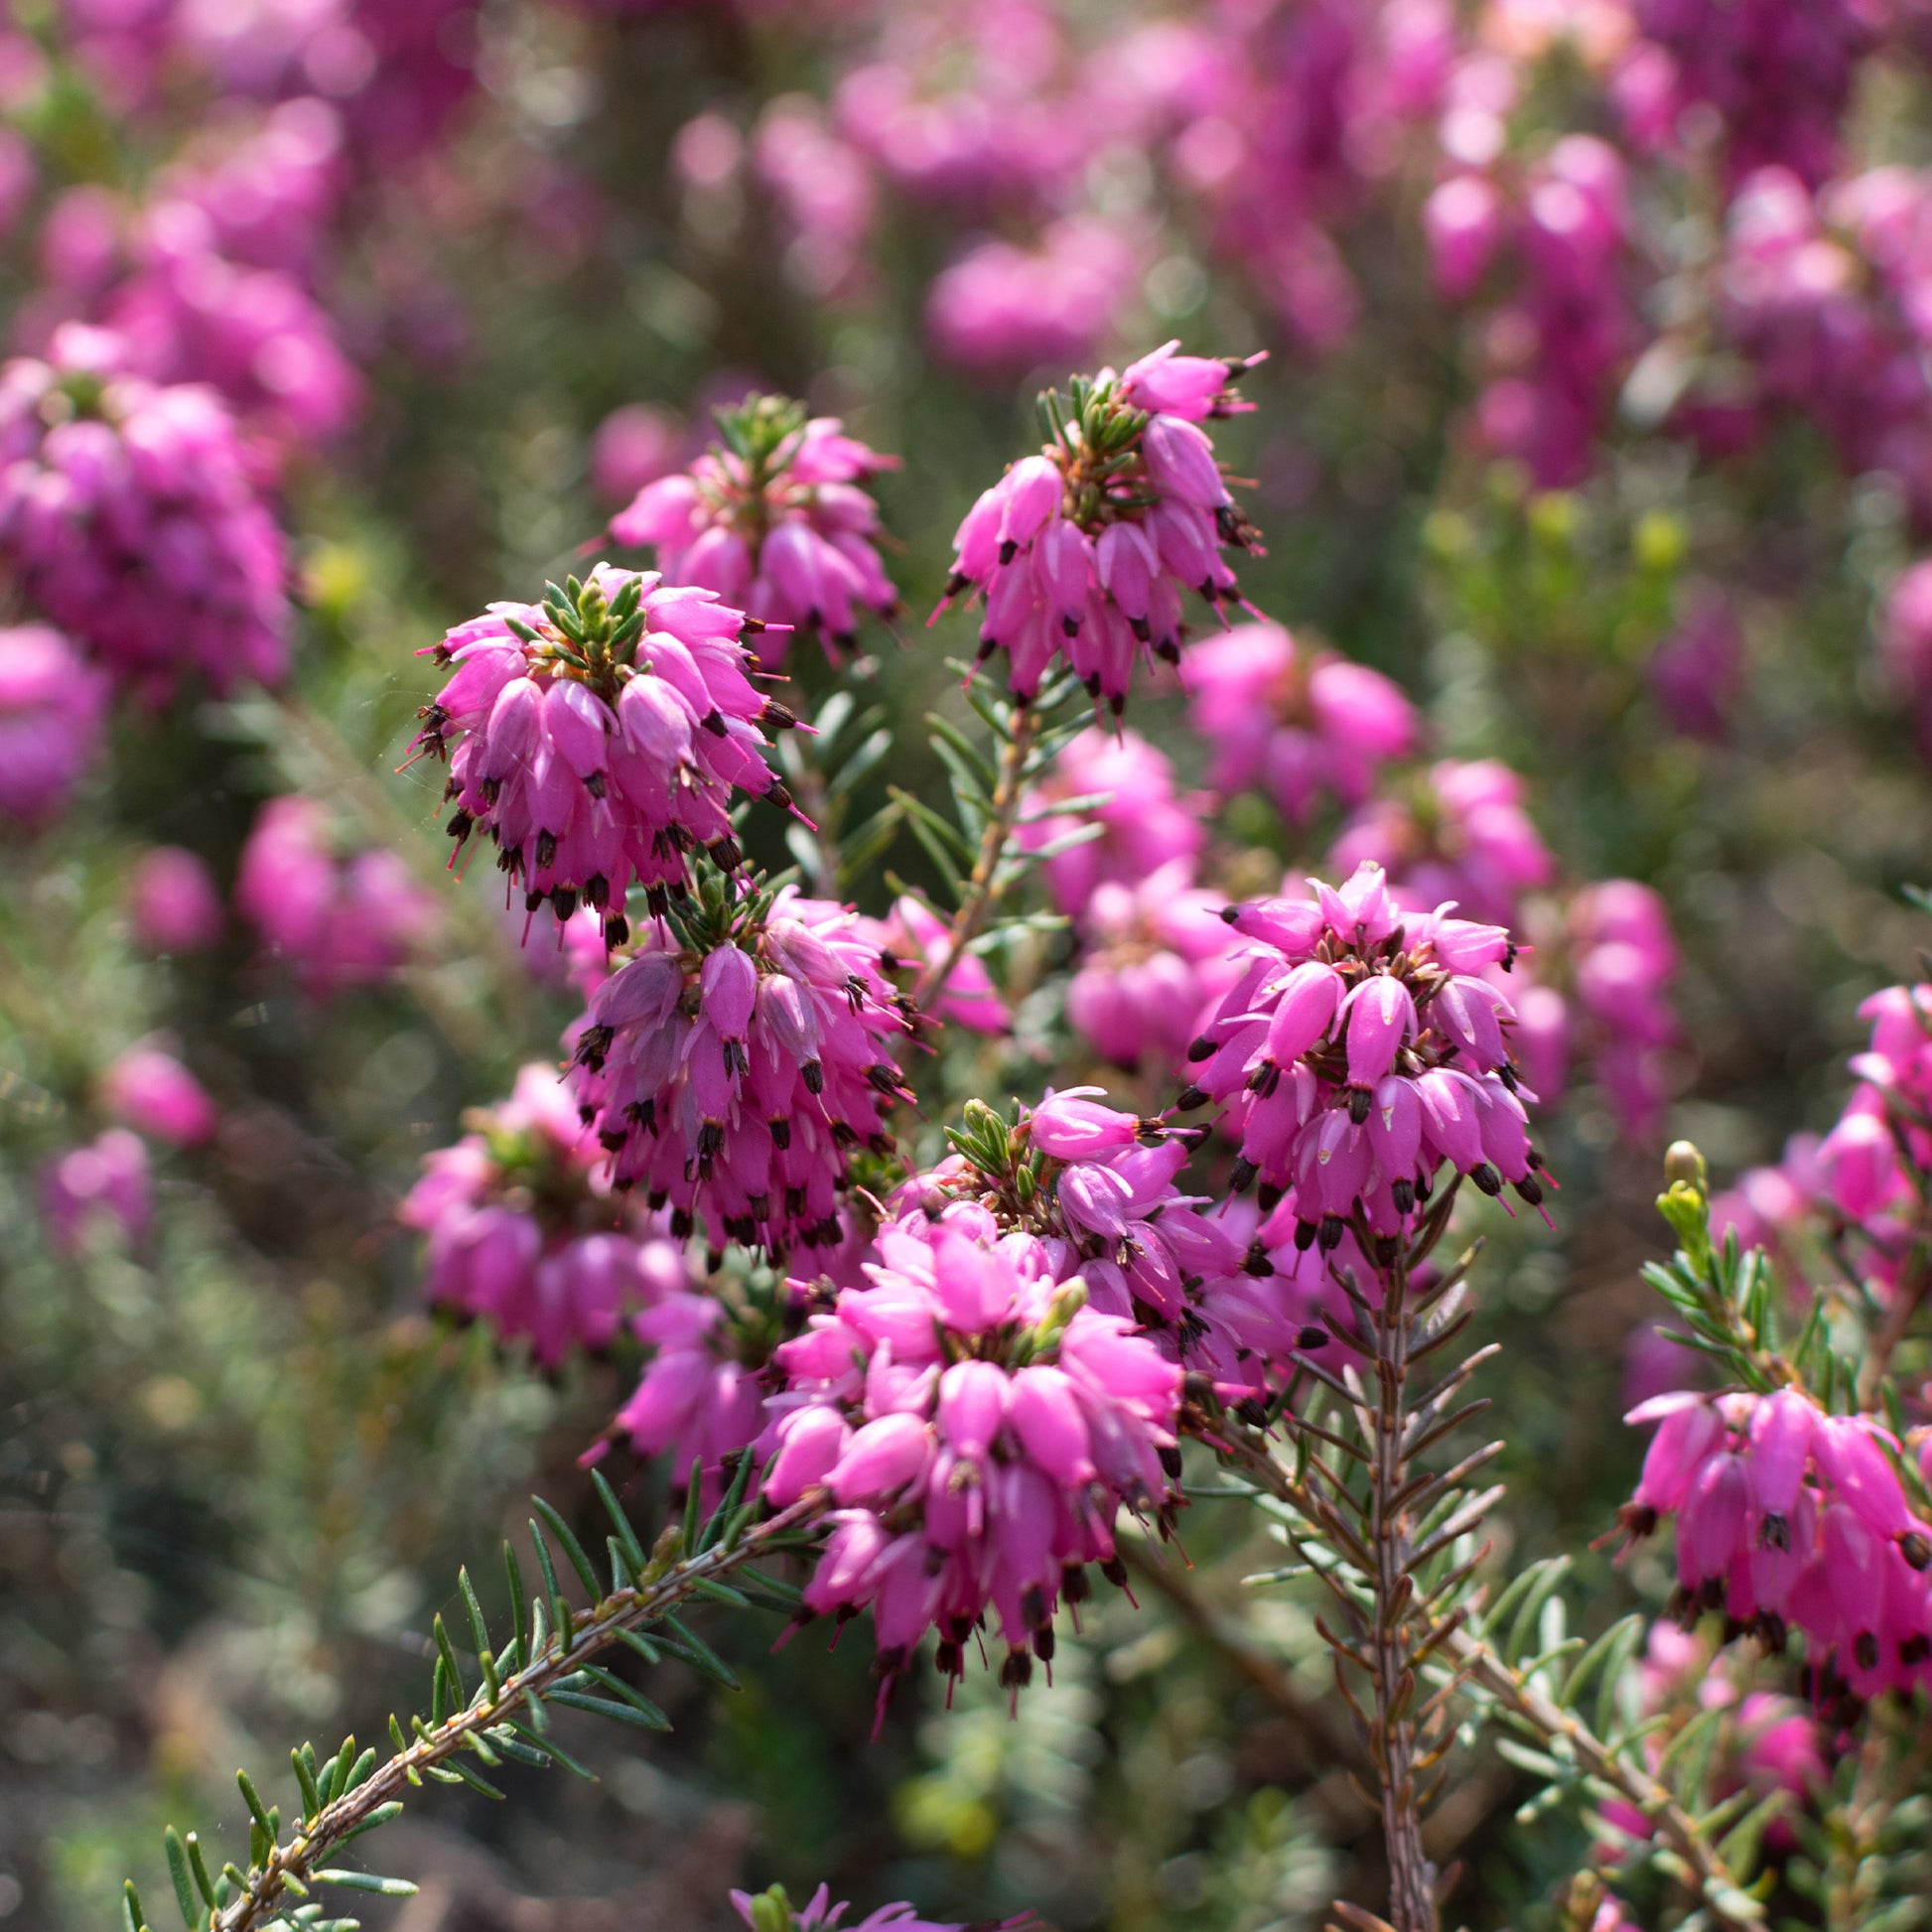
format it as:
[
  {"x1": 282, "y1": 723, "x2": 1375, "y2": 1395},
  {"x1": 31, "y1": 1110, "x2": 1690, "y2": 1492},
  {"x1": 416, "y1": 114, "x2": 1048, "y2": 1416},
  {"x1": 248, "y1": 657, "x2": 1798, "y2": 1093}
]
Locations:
[
  {"x1": 1620, "y1": 1386, "x2": 1932, "y2": 1701},
  {"x1": 235, "y1": 796, "x2": 439, "y2": 1002},
  {"x1": 566, "y1": 872, "x2": 914, "y2": 1257},
  {"x1": 937, "y1": 344, "x2": 1265, "y2": 712},
  {"x1": 1182, "y1": 860, "x2": 1545, "y2": 1246},
  {"x1": 764, "y1": 1196, "x2": 1181, "y2": 1714},
  {"x1": 401, "y1": 1064, "x2": 686, "y2": 1368},
  {"x1": 1183, "y1": 620, "x2": 1418, "y2": 826},
  {"x1": 612, "y1": 394, "x2": 898, "y2": 664},
  {"x1": 0, "y1": 323, "x2": 290, "y2": 703},
  {"x1": 411, "y1": 567, "x2": 801, "y2": 946}
]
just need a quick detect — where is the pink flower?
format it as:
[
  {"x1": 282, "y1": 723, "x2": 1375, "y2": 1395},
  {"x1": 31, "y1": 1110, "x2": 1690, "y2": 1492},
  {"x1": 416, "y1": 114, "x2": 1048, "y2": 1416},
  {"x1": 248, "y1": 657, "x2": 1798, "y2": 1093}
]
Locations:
[
  {"x1": 0, "y1": 623, "x2": 108, "y2": 825},
  {"x1": 101, "y1": 1046, "x2": 217, "y2": 1146},
  {"x1": 1016, "y1": 727, "x2": 1206, "y2": 915},
  {"x1": 612, "y1": 394, "x2": 897, "y2": 664},
  {"x1": 569, "y1": 886, "x2": 912, "y2": 1256},
  {"x1": 773, "y1": 1207, "x2": 1180, "y2": 1704},
  {"x1": 936, "y1": 348, "x2": 1263, "y2": 713},
  {"x1": 925, "y1": 217, "x2": 1140, "y2": 375},
  {"x1": 590, "y1": 403, "x2": 681, "y2": 506},
  {"x1": 401, "y1": 1063, "x2": 683, "y2": 1368},
  {"x1": 0, "y1": 324, "x2": 290, "y2": 702},
  {"x1": 413, "y1": 566, "x2": 801, "y2": 944},
  {"x1": 235, "y1": 796, "x2": 439, "y2": 1000},
  {"x1": 1184, "y1": 862, "x2": 1547, "y2": 1237},
  {"x1": 1184, "y1": 621, "x2": 1416, "y2": 825},
  {"x1": 620, "y1": 1292, "x2": 766, "y2": 1492},
  {"x1": 39, "y1": 1128, "x2": 151, "y2": 1253},
  {"x1": 127, "y1": 846, "x2": 223, "y2": 953},
  {"x1": 881, "y1": 895, "x2": 1007, "y2": 1035}
]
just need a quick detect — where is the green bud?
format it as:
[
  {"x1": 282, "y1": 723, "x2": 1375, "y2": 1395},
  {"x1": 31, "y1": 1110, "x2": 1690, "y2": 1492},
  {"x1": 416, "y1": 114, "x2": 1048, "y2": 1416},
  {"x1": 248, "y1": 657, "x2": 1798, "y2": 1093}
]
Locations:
[
  {"x1": 1656, "y1": 1180, "x2": 1713, "y2": 1272},
  {"x1": 749, "y1": 1885, "x2": 795, "y2": 1932},
  {"x1": 1663, "y1": 1140, "x2": 1707, "y2": 1190}
]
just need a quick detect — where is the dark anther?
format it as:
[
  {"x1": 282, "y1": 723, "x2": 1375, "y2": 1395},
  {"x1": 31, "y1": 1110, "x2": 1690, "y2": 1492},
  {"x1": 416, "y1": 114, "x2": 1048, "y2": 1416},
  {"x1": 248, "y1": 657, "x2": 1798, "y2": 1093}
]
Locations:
[
  {"x1": 1513, "y1": 1173, "x2": 1544, "y2": 1206},
  {"x1": 1856, "y1": 1630, "x2": 1880, "y2": 1672},
  {"x1": 700, "y1": 709, "x2": 729, "y2": 738},
  {"x1": 803, "y1": 1060, "x2": 825, "y2": 1094},
  {"x1": 1242, "y1": 1242, "x2": 1275, "y2": 1277},
  {"x1": 445, "y1": 809, "x2": 473, "y2": 842},
  {"x1": 1175, "y1": 1084, "x2": 1207, "y2": 1112},
  {"x1": 1229, "y1": 1157, "x2": 1258, "y2": 1195},
  {"x1": 1469, "y1": 1162, "x2": 1502, "y2": 1196},
  {"x1": 1000, "y1": 1649, "x2": 1033, "y2": 1689},
  {"x1": 1159, "y1": 1445, "x2": 1183, "y2": 1480},
  {"x1": 584, "y1": 873, "x2": 609, "y2": 910},
  {"x1": 1295, "y1": 1219, "x2": 1319, "y2": 1252},
  {"x1": 1391, "y1": 1177, "x2": 1415, "y2": 1216},
  {"x1": 1297, "y1": 1325, "x2": 1329, "y2": 1350},
  {"x1": 770, "y1": 1117, "x2": 791, "y2": 1150},
  {"x1": 1317, "y1": 1215, "x2": 1345, "y2": 1252},
  {"x1": 1235, "y1": 1397, "x2": 1269, "y2": 1428},
  {"x1": 551, "y1": 887, "x2": 579, "y2": 920},
  {"x1": 1186, "y1": 1035, "x2": 1218, "y2": 1062},
  {"x1": 1347, "y1": 1086, "x2": 1372, "y2": 1125},
  {"x1": 762, "y1": 701, "x2": 798, "y2": 731},
  {"x1": 535, "y1": 830, "x2": 558, "y2": 868},
  {"x1": 1902, "y1": 1531, "x2": 1932, "y2": 1572},
  {"x1": 1100, "y1": 1556, "x2": 1127, "y2": 1588}
]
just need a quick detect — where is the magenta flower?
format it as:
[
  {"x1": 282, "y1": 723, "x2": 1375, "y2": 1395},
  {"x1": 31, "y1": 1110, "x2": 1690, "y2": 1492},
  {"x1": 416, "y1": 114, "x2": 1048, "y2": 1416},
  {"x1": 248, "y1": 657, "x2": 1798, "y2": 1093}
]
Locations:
[
  {"x1": 401, "y1": 1064, "x2": 684, "y2": 1368},
  {"x1": 1569, "y1": 881, "x2": 1681, "y2": 1141},
  {"x1": 568, "y1": 883, "x2": 913, "y2": 1256},
  {"x1": 1016, "y1": 726, "x2": 1206, "y2": 916},
  {"x1": 925, "y1": 218, "x2": 1141, "y2": 377},
  {"x1": 127, "y1": 846, "x2": 223, "y2": 954},
  {"x1": 0, "y1": 324, "x2": 291, "y2": 703},
  {"x1": 769, "y1": 1204, "x2": 1180, "y2": 1706},
  {"x1": 1065, "y1": 862, "x2": 1244, "y2": 1076},
  {"x1": 617, "y1": 1290, "x2": 766, "y2": 1492},
  {"x1": 0, "y1": 623, "x2": 108, "y2": 826},
  {"x1": 731, "y1": 1880, "x2": 1031, "y2": 1932},
  {"x1": 936, "y1": 348, "x2": 1264, "y2": 713},
  {"x1": 39, "y1": 1128, "x2": 152, "y2": 1254},
  {"x1": 235, "y1": 796, "x2": 439, "y2": 1001},
  {"x1": 1184, "y1": 620, "x2": 1417, "y2": 826},
  {"x1": 881, "y1": 895, "x2": 1008, "y2": 1035},
  {"x1": 1331, "y1": 758, "x2": 1554, "y2": 926},
  {"x1": 1619, "y1": 1386, "x2": 1932, "y2": 1698},
  {"x1": 590, "y1": 402, "x2": 682, "y2": 507},
  {"x1": 1183, "y1": 860, "x2": 1546, "y2": 1243},
  {"x1": 411, "y1": 566, "x2": 799, "y2": 945},
  {"x1": 101, "y1": 1046, "x2": 217, "y2": 1147},
  {"x1": 612, "y1": 394, "x2": 898, "y2": 664}
]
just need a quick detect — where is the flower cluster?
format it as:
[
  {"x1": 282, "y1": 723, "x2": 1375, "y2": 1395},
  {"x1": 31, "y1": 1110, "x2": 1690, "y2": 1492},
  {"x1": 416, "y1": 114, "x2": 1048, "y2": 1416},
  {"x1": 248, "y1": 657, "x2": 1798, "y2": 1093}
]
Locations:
[
  {"x1": 402, "y1": 1064, "x2": 687, "y2": 1368},
  {"x1": 765, "y1": 1196, "x2": 1181, "y2": 1709},
  {"x1": 938, "y1": 345, "x2": 1264, "y2": 712},
  {"x1": 1565, "y1": 882, "x2": 1681, "y2": 1141},
  {"x1": 1620, "y1": 1387, "x2": 1932, "y2": 1700},
  {"x1": 1016, "y1": 726, "x2": 1204, "y2": 917},
  {"x1": 611, "y1": 394, "x2": 898, "y2": 665},
  {"x1": 411, "y1": 567, "x2": 799, "y2": 944},
  {"x1": 733, "y1": 1880, "x2": 1030, "y2": 1932},
  {"x1": 567, "y1": 875, "x2": 914, "y2": 1256},
  {"x1": 235, "y1": 796, "x2": 438, "y2": 1002},
  {"x1": 0, "y1": 323, "x2": 291, "y2": 703},
  {"x1": 39, "y1": 1128, "x2": 152, "y2": 1255},
  {"x1": 1184, "y1": 620, "x2": 1417, "y2": 826},
  {"x1": 1182, "y1": 859, "x2": 1545, "y2": 1245},
  {"x1": 1331, "y1": 758, "x2": 1554, "y2": 926},
  {"x1": 0, "y1": 623, "x2": 108, "y2": 826}
]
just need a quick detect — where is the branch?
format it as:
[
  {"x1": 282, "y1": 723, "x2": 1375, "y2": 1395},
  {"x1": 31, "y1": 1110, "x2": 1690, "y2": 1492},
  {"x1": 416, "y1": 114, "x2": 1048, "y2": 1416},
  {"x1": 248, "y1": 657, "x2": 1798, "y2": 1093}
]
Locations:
[
  {"x1": 147, "y1": 1494, "x2": 825, "y2": 1932},
  {"x1": 910, "y1": 697, "x2": 1036, "y2": 1012}
]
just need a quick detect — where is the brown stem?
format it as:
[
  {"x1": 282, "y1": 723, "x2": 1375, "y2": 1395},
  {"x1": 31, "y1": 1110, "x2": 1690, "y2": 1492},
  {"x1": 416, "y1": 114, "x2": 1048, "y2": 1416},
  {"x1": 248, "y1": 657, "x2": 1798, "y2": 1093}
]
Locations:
[
  {"x1": 1367, "y1": 1247, "x2": 1440, "y2": 1932},
  {"x1": 1211, "y1": 1427, "x2": 1758, "y2": 1932},
  {"x1": 909, "y1": 699, "x2": 1036, "y2": 1014},
  {"x1": 206, "y1": 1497, "x2": 824, "y2": 1932}
]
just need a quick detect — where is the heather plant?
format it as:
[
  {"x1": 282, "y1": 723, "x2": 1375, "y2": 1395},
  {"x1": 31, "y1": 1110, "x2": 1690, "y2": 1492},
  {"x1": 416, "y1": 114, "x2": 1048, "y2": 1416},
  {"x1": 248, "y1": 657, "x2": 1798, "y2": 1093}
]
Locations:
[{"x1": 6, "y1": 5, "x2": 1932, "y2": 1932}]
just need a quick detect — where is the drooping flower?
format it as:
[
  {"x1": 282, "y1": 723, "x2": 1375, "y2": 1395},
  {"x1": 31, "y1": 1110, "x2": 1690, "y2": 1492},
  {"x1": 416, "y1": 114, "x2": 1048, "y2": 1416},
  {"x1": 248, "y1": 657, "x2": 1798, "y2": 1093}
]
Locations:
[
  {"x1": 612, "y1": 393, "x2": 898, "y2": 665},
  {"x1": 235, "y1": 795, "x2": 439, "y2": 1001},
  {"x1": 1183, "y1": 620, "x2": 1417, "y2": 825},
  {"x1": 1182, "y1": 859, "x2": 1547, "y2": 1245},
  {"x1": 568, "y1": 874, "x2": 914, "y2": 1257},
  {"x1": 401, "y1": 1063, "x2": 686, "y2": 1368},
  {"x1": 1617, "y1": 1386, "x2": 1932, "y2": 1699},
  {"x1": 767, "y1": 1200, "x2": 1181, "y2": 1709},
  {"x1": 0, "y1": 622, "x2": 108, "y2": 825},
  {"x1": 617, "y1": 1288, "x2": 770, "y2": 1494},
  {"x1": 936, "y1": 345, "x2": 1265, "y2": 713},
  {"x1": 0, "y1": 323, "x2": 290, "y2": 702},
  {"x1": 410, "y1": 567, "x2": 800, "y2": 946},
  {"x1": 880, "y1": 894, "x2": 1008, "y2": 1035}
]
